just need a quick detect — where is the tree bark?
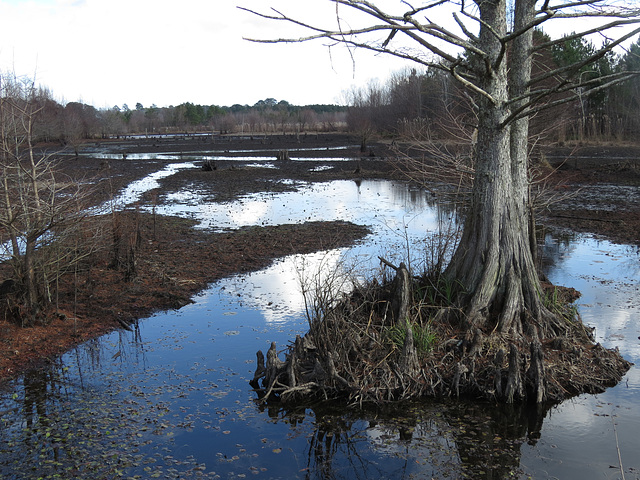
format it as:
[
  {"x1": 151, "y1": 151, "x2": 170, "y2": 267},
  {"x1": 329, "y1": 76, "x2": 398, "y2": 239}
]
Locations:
[
  {"x1": 444, "y1": 0, "x2": 557, "y2": 339},
  {"x1": 505, "y1": 343, "x2": 523, "y2": 403}
]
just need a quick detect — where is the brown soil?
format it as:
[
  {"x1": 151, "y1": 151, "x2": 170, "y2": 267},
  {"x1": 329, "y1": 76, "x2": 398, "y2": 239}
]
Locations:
[{"x1": 1, "y1": 134, "x2": 639, "y2": 384}]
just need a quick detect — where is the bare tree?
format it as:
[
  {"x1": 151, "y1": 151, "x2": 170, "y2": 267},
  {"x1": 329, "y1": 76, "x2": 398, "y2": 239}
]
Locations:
[
  {"x1": 0, "y1": 73, "x2": 98, "y2": 325},
  {"x1": 243, "y1": 1, "x2": 640, "y2": 403}
]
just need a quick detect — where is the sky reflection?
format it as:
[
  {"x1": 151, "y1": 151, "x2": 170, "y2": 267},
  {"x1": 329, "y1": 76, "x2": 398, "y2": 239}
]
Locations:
[{"x1": 2, "y1": 163, "x2": 639, "y2": 479}]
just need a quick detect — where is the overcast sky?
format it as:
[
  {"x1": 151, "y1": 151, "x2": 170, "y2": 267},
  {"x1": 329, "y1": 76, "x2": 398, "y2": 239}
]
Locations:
[
  {"x1": 2, "y1": 0, "x2": 636, "y2": 110},
  {"x1": 0, "y1": 0, "x2": 416, "y2": 109}
]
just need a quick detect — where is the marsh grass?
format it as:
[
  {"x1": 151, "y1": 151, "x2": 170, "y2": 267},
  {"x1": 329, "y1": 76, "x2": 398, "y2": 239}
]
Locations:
[{"x1": 387, "y1": 320, "x2": 437, "y2": 356}]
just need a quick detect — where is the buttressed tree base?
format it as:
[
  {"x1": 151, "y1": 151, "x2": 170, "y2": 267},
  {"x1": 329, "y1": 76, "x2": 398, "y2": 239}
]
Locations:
[{"x1": 244, "y1": 0, "x2": 640, "y2": 404}]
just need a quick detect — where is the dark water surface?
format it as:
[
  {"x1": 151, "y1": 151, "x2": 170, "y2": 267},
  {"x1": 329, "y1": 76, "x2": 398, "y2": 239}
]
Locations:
[{"x1": 1, "y1": 170, "x2": 639, "y2": 479}]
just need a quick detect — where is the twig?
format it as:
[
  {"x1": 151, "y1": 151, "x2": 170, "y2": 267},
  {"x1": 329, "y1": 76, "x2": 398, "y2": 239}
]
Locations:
[
  {"x1": 378, "y1": 256, "x2": 398, "y2": 270},
  {"x1": 612, "y1": 415, "x2": 625, "y2": 480}
]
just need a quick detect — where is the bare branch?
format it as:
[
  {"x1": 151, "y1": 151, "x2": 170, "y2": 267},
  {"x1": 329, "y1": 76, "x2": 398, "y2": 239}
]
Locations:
[
  {"x1": 503, "y1": 70, "x2": 639, "y2": 126},
  {"x1": 240, "y1": 2, "x2": 485, "y2": 65}
]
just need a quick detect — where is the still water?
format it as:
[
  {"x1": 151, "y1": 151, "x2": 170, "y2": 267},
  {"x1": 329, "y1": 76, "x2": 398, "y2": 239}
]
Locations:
[{"x1": 1, "y1": 165, "x2": 639, "y2": 479}]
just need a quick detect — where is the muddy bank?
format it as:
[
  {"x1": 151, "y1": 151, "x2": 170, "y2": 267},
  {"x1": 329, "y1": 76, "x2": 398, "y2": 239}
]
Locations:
[
  {"x1": 537, "y1": 143, "x2": 640, "y2": 245},
  {"x1": 0, "y1": 214, "x2": 370, "y2": 380},
  {"x1": 55, "y1": 134, "x2": 640, "y2": 247}
]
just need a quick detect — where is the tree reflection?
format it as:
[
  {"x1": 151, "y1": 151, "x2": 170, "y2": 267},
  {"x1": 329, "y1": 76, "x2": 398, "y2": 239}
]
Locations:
[
  {"x1": 23, "y1": 365, "x2": 58, "y2": 429},
  {"x1": 15, "y1": 363, "x2": 69, "y2": 474},
  {"x1": 443, "y1": 401, "x2": 547, "y2": 478},
  {"x1": 259, "y1": 398, "x2": 549, "y2": 479},
  {"x1": 0, "y1": 323, "x2": 151, "y2": 478}
]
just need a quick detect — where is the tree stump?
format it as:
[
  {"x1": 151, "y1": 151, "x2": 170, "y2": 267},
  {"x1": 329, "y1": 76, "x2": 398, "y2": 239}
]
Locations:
[
  {"x1": 276, "y1": 149, "x2": 290, "y2": 161},
  {"x1": 401, "y1": 321, "x2": 420, "y2": 377},
  {"x1": 265, "y1": 342, "x2": 285, "y2": 392},
  {"x1": 391, "y1": 262, "x2": 411, "y2": 324},
  {"x1": 388, "y1": 261, "x2": 419, "y2": 377}
]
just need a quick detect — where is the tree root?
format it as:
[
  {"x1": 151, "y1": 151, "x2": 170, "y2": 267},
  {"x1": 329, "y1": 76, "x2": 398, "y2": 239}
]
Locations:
[{"x1": 250, "y1": 264, "x2": 632, "y2": 406}]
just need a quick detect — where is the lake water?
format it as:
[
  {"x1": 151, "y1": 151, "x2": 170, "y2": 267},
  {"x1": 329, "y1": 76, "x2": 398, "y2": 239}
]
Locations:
[{"x1": 1, "y1": 162, "x2": 639, "y2": 479}]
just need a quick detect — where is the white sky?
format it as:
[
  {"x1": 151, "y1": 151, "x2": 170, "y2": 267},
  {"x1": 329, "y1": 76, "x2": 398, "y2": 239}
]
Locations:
[
  {"x1": 0, "y1": 0, "x2": 414, "y2": 108},
  {"x1": 1, "y1": 0, "x2": 637, "y2": 109}
]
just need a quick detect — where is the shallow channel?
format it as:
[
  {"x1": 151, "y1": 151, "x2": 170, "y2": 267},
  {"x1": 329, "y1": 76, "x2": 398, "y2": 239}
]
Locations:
[{"x1": 1, "y1": 163, "x2": 639, "y2": 479}]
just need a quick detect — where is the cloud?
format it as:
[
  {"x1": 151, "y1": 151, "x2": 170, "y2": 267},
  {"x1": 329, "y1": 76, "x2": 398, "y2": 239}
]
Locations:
[{"x1": 0, "y1": 0, "x2": 410, "y2": 107}]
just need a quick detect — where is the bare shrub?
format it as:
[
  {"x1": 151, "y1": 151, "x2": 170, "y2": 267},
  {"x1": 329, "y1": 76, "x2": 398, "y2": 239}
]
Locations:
[{"x1": 0, "y1": 73, "x2": 100, "y2": 325}]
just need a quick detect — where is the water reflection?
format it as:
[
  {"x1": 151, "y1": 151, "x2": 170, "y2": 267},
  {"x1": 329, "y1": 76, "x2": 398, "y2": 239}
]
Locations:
[
  {"x1": 107, "y1": 162, "x2": 197, "y2": 207},
  {"x1": 1, "y1": 164, "x2": 639, "y2": 478},
  {"x1": 542, "y1": 233, "x2": 640, "y2": 361},
  {"x1": 2, "y1": 355, "x2": 552, "y2": 479},
  {"x1": 151, "y1": 179, "x2": 447, "y2": 232},
  {"x1": 257, "y1": 399, "x2": 550, "y2": 479},
  {"x1": 151, "y1": 179, "x2": 458, "y2": 278},
  {"x1": 217, "y1": 249, "x2": 350, "y2": 324},
  {"x1": 81, "y1": 145, "x2": 358, "y2": 162}
]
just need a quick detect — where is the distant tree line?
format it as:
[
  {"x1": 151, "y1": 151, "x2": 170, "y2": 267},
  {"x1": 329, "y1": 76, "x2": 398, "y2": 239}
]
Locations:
[
  {"x1": 15, "y1": 93, "x2": 348, "y2": 145},
  {"x1": 5, "y1": 30, "x2": 640, "y2": 150},
  {"x1": 344, "y1": 32, "x2": 640, "y2": 145}
]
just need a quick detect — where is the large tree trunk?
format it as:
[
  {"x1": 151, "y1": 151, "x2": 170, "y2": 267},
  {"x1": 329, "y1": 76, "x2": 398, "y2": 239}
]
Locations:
[{"x1": 444, "y1": 0, "x2": 556, "y2": 338}]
